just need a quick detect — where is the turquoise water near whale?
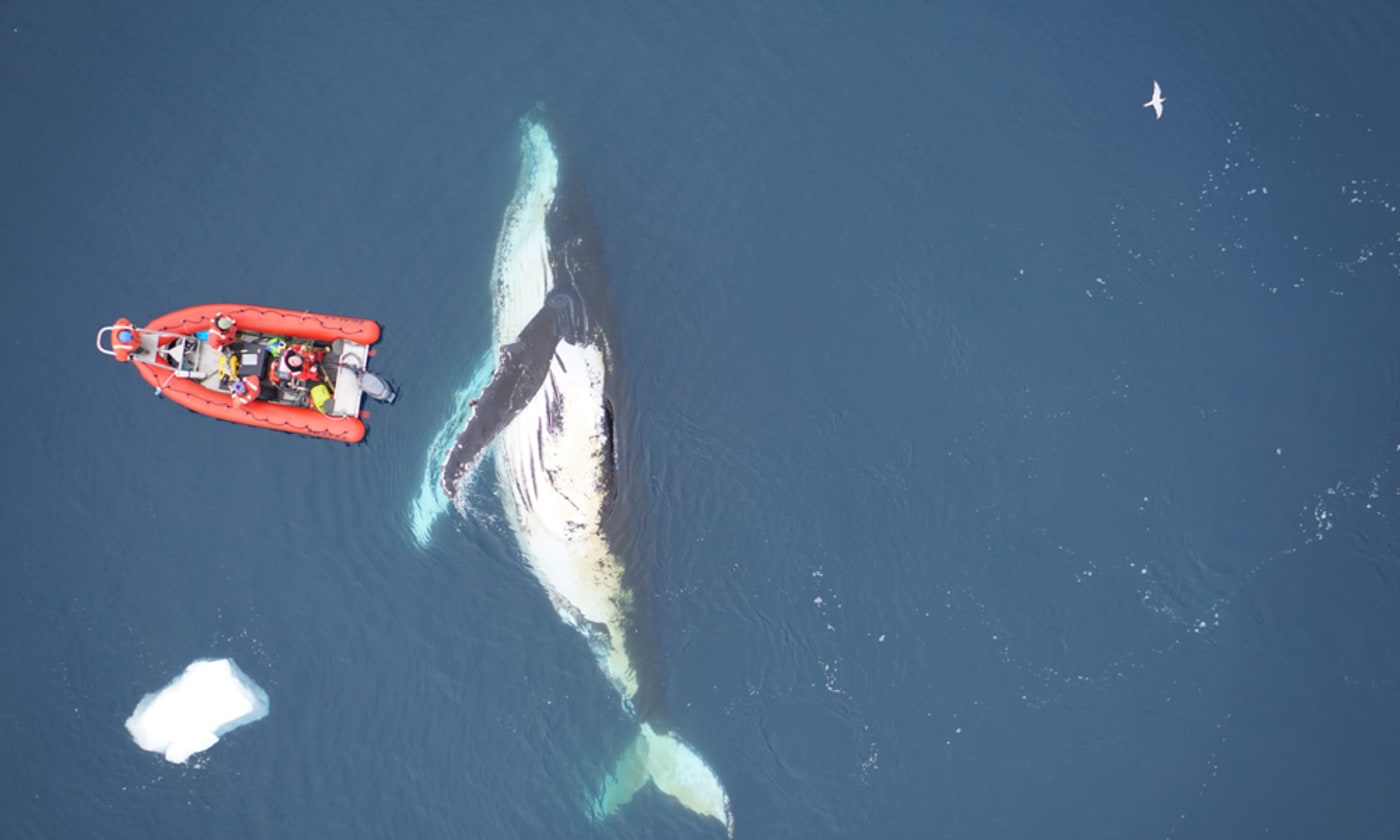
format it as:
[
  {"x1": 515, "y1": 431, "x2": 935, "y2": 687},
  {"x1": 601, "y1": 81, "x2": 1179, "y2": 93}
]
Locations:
[{"x1": 3, "y1": 1, "x2": 1400, "y2": 838}]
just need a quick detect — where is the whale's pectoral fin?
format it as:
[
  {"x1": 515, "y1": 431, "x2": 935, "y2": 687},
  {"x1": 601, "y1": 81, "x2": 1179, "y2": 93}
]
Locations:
[
  {"x1": 594, "y1": 723, "x2": 733, "y2": 838},
  {"x1": 440, "y1": 299, "x2": 569, "y2": 500}
]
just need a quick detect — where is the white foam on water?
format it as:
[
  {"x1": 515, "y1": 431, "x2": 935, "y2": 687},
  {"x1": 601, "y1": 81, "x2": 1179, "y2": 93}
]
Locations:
[{"x1": 125, "y1": 658, "x2": 269, "y2": 764}]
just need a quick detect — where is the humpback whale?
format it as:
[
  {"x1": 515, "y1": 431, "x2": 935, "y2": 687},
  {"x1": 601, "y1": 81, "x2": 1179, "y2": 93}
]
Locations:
[{"x1": 436, "y1": 115, "x2": 733, "y2": 836}]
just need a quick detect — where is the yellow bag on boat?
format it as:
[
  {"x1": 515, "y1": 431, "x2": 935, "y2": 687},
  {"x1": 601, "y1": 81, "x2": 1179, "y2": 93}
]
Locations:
[
  {"x1": 309, "y1": 383, "x2": 333, "y2": 414},
  {"x1": 217, "y1": 352, "x2": 239, "y2": 383}
]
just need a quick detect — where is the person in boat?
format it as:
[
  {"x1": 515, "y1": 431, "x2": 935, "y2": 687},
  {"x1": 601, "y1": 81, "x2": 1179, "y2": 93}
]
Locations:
[
  {"x1": 294, "y1": 342, "x2": 325, "y2": 369},
  {"x1": 275, "y1": 343, "x2": 324, "y2": 384},
  {"x1": 208, "y1": 313, "x2": 238, "y2": 350},
  {"x1": 112, "y1": 323, "x2": 141, "y2": 360},
  {"x1": 230, "y1": 375, "x2": 261, "y2": 406}
]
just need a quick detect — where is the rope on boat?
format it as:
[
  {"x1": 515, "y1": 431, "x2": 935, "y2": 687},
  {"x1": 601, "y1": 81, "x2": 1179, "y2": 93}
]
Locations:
[{"x1": 154, "y1": 367, "x2": 179, "y2": 396}]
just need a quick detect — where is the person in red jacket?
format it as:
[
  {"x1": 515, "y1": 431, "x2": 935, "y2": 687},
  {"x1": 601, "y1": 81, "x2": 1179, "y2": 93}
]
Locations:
[
  {"x1": 281, "y1": 344, "x2": 323, "y2": 382},
  {"x1": 230, "y1": 374, "x2": 261, "y2": 406},
  {"x1": 208, "y1": 313, "x2": 238, "y2": 350}
]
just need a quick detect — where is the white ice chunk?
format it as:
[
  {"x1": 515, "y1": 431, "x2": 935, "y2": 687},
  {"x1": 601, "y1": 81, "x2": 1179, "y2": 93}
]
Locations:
[{"x1": 125, "y1": 658, "x2": 269, "y2": 764}]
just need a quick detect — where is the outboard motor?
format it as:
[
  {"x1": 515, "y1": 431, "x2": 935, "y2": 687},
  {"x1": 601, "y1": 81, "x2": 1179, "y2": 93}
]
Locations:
[{"x1": 348, "y1": 364, "x2": 396, "y2": 403}]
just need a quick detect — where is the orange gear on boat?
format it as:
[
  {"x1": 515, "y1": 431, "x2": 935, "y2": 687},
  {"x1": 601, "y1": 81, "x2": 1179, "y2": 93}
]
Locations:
[
  {"x1": 112, "y1": 318, "x2": 140, "y2": 362},
  {"x1": 231, "y1": 374, "x2": 261, "y2": 406}
]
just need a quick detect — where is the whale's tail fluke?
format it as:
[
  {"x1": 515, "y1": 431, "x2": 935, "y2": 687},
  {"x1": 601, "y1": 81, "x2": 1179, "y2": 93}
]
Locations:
[{"x1": 595, "y1": 722, "x2": 733, "y2": 837}]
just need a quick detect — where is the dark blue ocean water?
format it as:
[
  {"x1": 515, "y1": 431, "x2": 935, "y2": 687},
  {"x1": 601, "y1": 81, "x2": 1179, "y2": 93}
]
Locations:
[{"x1": 4, "y1": 2, "x2": 1400, "y2": 838}]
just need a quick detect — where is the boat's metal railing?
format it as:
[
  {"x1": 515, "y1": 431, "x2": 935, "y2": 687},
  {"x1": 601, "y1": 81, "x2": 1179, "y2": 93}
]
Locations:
[
  {"x1": 95, "y1": 326, "x2": 213, "y2": 394},
  {"x1": 95, "y1": 326, "x2": 197, "y2": 360}
]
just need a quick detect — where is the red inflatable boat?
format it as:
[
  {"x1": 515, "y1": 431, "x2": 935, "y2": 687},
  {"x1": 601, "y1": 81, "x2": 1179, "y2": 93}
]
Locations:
[{"x1": 96, "y1": 304, "x2": 394, "y2": 442}]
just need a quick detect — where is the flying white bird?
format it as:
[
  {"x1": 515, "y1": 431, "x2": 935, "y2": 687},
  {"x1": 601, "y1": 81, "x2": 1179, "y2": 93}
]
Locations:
[{"x1": 1143, "y1": 81, "x2": 1165, "y2": 119}]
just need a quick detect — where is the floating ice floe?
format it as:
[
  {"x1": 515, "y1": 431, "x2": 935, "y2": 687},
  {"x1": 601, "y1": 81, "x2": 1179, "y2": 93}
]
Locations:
[{"x1": 125, "y1": 658, "x2": 269, "y2": 764}]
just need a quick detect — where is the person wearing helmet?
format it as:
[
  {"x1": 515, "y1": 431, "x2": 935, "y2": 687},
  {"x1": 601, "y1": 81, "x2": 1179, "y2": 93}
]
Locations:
[
  {"x1": 110, "y1": 318, "x2": 142, "y2": 362},
  {"x1": 276, "y1": 349, "x2": 303, "y2": 382},
  {"x1": 230, "y1": 374, "x2": 261, "y2": 406},
  {"x1": 278, "y1": 343, "x2": 322, "y2": 383},
  {"x1": 208, "y1": 313, "x2": 238, "y2": 350}
]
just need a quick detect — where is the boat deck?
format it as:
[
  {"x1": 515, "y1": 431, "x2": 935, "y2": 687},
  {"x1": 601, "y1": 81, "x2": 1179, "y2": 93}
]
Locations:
[{"x1": 129, "y1": 331, "x2": 369, "y2": 418}]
